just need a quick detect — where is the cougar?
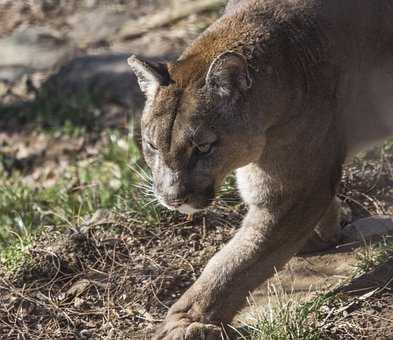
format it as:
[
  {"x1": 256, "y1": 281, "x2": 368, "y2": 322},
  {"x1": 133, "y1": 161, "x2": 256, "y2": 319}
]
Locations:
[{"x1": 128, "y1": 0, "x2": 393, "y2": 338}]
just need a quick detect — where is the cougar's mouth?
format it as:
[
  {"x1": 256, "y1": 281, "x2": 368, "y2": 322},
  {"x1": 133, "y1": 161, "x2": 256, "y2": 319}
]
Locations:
[
  {"x1": 157, "y1": 197, "x2": 205, "y2": 215},
  {"x1": 155, "y1": 192, "x2": 213, "y2": 215}
]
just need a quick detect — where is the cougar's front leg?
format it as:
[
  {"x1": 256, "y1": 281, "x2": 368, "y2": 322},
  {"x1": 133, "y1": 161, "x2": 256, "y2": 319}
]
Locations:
[{"x1": 153, "y1": 164, "x2": 338, "y2": 340}]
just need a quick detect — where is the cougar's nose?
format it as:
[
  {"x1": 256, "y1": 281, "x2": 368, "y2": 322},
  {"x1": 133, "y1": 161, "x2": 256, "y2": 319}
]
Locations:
[
  {"x1": 166, "y1": 186, "x2": 188, "y2": 206},
  {"x1": 166, "y1": 181, "x2": 187, "y2": 200}
]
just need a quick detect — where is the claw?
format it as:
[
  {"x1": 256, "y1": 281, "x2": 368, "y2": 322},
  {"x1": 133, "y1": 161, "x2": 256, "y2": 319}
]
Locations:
[
  {"x1": 153, "y1": 318, "x2": 222, "y2": 340},
  {"x1": 186, "y1": 323, "x2": 222, "y2": 340}
]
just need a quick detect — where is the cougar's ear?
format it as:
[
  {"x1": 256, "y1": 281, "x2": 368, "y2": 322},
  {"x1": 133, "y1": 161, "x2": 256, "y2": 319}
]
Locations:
[
  {"x1": 205, "y1": 51, "x2": 252, "y2": 99},
  {"x1": 128, "y1": 55, "x2": 172, "y2": 98}
]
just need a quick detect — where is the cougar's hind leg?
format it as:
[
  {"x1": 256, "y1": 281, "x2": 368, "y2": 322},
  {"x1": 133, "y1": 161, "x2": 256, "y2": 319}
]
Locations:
[{"x1": 300, "y1": 197, "x2": 342, "y2": 254}]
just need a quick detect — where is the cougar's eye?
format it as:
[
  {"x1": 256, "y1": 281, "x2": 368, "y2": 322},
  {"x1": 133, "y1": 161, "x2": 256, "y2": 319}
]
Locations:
[
  {"x1": 146, "y1": 140, "x2": 158, "y2": 151},
  {"x1": 195, "y1": 143, "x2": 213, "y2": 155}
]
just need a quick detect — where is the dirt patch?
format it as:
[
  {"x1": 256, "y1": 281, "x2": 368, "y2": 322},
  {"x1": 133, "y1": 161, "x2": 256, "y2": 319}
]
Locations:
[{"x1": 236, "y1": 250, "x2": 359, "y2": 326}]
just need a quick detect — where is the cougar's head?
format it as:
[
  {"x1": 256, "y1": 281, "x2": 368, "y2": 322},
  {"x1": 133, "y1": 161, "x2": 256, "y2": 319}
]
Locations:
[{"x1": 128, "y1": 52, "x2": 259, "y2": 214}]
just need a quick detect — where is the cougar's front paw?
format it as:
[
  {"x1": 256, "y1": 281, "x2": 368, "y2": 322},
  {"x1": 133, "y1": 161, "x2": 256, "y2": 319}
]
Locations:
[{"x1": 153, "y1": 313, "x2": 222, "y2": 340}]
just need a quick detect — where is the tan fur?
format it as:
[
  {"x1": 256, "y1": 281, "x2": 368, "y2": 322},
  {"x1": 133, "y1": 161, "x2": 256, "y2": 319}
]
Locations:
[{"x1": 128, "y1": 1, "x2": 393, "y2": 338}]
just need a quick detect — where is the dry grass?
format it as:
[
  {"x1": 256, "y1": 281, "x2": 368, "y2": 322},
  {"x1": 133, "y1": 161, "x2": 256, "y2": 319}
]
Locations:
[
  {"x1": 0, "y1": 193, "x2": 244, "y2": 339},
  {"x1": 234, "y1": 284, "x2": 330, "y2": 340}
]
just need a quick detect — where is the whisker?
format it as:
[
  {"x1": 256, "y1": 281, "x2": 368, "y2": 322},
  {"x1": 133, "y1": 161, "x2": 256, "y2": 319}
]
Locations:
[
  {"x1": 134, "y1": 163, "x2": 153, "y2": 182},
  {"x1": 136, "y1": 163, "x2": 153, "y2": 179},
  {"x1": 219, "y1": 198, "x2": 240, "y2": 203},
  {"x1": 142, "y1": 198, "x2": 159, "y2": 208},
  {"x1": 132, "y1": 183, "x2": 154, "y2": 192},
  {"x1": 132, "y1": 183, "x2": 155, "y2": 195},
  {"x1": 128, "y1": 164, "x2": 153, "y2": 183}
]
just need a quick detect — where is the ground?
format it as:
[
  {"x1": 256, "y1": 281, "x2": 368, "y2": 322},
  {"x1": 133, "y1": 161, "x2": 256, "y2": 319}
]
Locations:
[{"x1": 1, "y1": 1, "x2": 393, "y2": 339}]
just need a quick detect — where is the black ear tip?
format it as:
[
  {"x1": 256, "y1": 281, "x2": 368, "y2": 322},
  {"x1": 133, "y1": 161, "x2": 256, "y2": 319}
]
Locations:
[
  {"x1": 127, "y1": 55, "x2": 174, "y2": 87},
  {"x1": 154, "y1": 62, "x2": 172, "y2": 86}
]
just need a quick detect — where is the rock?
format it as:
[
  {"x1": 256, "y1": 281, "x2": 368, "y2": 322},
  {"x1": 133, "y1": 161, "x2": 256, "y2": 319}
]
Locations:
[
  {"x1": 40, "y1": 53, "x2": 146, "y2": 110},
  {"x1": 342, "y1": 215, "x2": 393, "y2": 243},
  {"x1": 0, "y1": 24, "x2": 77, "y2": 82},
  {"x1": 66, "y1": 7, "x2": 128, "y2": 47}
]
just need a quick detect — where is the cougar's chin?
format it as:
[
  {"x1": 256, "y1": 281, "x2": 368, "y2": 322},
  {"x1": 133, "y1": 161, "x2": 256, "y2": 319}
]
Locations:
[{"x1": 176, "y1": 204, "x2": 202, "y2": 215}]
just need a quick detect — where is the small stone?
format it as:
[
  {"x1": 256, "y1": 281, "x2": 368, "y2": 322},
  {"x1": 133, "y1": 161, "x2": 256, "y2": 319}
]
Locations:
[
  {"x1": 342, "y1": 215, "x2": 393, "y2": 243},
  {"x1": 40, "y1": 53, "x2": 145, "y2": 109},
  {"x1": 73, "y1": 297, "x2": 85, "y2": 308},
  {"x1": 79, "y1": 329, "x2": 92, "y2": 338}
]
